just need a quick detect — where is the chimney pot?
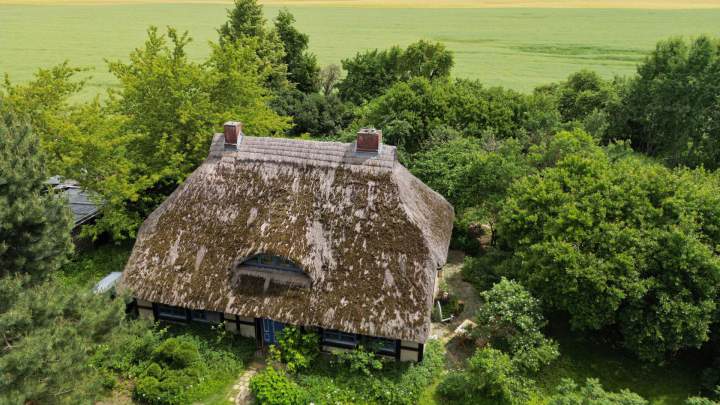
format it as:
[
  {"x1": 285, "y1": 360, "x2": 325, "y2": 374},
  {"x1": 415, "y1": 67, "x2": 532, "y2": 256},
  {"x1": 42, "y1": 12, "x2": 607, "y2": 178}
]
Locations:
[
  {"x1": 356, "y1": 128, "x2": 382, "y2": 153},
  {"x1": 224, "y1": 121, "x2": 243, "y2": 146}
]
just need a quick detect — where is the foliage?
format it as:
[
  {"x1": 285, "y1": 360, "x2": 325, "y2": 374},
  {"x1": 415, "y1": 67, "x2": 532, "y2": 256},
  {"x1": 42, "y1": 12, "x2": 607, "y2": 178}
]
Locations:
[
  {"x1": 609, "y1": 35, "x2": 720, "y2": 168},
  {"x1": 332, "y1": 345, "x2": 384, "y2": 376},
  {"x1": 288, "y1": 339, "x2": 445, "y2": 405},
  {"x1": 548, "y1": 378, "x2": 648, "y2": 405},
  {"x1": 411, "y1": 134, "x2": 533, "y2": 246},
  {"x1": 250, "y1": 367, "x2": 309, "y2": 405},
  {"x1": 92, "y1": 323, "x2": 253, "y2": 405},
  {"x1": 268, "y1": 325, "x2": 320, "y2": 373},
  {"x1": 274, "y1": 9, "x2": 320, "y2": 93},
  {"x1": 109, "y1": 26, "x2": 287, "y2": 183},
  {"x1": 0, "y1": 107, "x2": 73, "y2": 280},
  {"x1": 537, "y1": 69, "x2": 620, "y2": 132},
  {"x1": 218, "y1": 0, "x2": 288, "y2": 91},
  {"x1": 0, "y1": 275, "x2": 128, "y2": 404},
  {"x1": 318, "y1": 64, "x2": 342, "y2": 97},
  {"x1": 57, "y1": 243, "x2": 133, "y2": 288},
  {"x1": 338, "y1": 40, "x2": 453, "y2": 104},
  {"x1": 687, "y1": 398, "x2": 720, "y2": 405},
  {"x1": 474, "y1": 279, "x2": 559, "y2": 373},
  {"x1": 271, "y1": 88, "x2": 354, "y2": 136},
  {"x1": 496, "y1": 129, "x2": 720, "y2": 361},
  {"x1": 2, "y1": 66, "x2": 152, "y2": 240},
  {"x1": 439, "y1": 348, "x2": 532, "y2": 404},
  {"x1": 105, "y1": 26, "x2": 289, "y2": 236}
]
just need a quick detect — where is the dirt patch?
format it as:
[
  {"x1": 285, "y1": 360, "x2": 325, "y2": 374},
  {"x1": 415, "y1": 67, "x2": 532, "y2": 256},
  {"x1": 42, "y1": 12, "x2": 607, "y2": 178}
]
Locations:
[{"x1": 430, "y1": 250, "x2": 482, "y2": 367}]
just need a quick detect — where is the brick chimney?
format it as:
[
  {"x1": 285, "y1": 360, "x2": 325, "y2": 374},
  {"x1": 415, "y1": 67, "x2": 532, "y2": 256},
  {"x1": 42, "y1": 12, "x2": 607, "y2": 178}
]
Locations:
[
  {"x1": 224, "y1": 121, "x2": 243, "y2": 146},
  {"x1": 356, "y1": 128, "x2": 382, "y2": 153}
]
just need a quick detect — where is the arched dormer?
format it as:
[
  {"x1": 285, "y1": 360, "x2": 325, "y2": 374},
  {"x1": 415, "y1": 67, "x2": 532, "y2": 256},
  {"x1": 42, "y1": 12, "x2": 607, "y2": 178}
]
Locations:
[{"x1": 234, "y1": 253, "x2": 311, "y2": 290}]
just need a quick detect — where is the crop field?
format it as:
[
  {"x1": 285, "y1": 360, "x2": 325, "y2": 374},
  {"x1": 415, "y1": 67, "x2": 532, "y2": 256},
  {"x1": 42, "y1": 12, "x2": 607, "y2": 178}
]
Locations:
[{"x1": 1, "y1": 1, "x2": 719, "y2": 96}]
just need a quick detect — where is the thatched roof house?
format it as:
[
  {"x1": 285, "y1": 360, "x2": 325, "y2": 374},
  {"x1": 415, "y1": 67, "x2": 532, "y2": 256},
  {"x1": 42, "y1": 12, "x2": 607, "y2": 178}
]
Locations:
[{"x1": 120, "y1": 123, "x2": 454, "y2": 361}]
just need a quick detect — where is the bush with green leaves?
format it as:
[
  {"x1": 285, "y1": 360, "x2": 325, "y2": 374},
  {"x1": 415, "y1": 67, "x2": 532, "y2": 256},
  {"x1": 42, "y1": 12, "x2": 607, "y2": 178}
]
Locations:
[
  {"x1": 268, "y1": 325, "x2": 320, "y2": 373},
  {"x1": 548, "y1": 378, "x2": 647, "y2": 405},
  {"x1": 473, "y1": 278, "x2": 559, "y2": 373},
  {"x1": 332, "y1": 345, "x2": 384, "y2": 376},
  {"x1": 438, "y1": 347, "x2": 532, "y2": 405},
  {"x1": 250, "y1": 366, "x2": 309, "y2": 405}
]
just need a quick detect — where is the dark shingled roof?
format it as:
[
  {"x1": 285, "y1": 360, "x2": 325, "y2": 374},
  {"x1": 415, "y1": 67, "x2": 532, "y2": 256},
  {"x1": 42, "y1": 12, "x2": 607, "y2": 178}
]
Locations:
[
  {"x1": 48, "y1": 176, "x2": 101, "y2": 228},
  {"x1": 119, "y1": 134, "x2": 454, "y2": 342}
]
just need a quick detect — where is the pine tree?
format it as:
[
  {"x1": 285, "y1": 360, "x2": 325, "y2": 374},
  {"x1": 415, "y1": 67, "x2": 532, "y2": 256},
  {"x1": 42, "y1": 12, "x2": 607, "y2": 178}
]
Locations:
[{"x1": 0, "y1": 106, "x2": 73, "y2": 280}]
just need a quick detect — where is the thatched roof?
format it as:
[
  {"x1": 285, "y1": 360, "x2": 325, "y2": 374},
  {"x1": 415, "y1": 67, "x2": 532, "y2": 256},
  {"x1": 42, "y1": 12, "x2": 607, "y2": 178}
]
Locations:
[{"x1": 120, "y1": 134, "x2": 454, "y2": 342}]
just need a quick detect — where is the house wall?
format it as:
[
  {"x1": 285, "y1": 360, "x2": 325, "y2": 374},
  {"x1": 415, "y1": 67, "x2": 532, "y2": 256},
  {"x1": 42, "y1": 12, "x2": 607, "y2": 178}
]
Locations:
[
  {"x1": 136, "y1": 298, "x2": 154, "y2": 320},
  {"x1": 137, "y1": 299, "x2": 424, "y2": 361}
]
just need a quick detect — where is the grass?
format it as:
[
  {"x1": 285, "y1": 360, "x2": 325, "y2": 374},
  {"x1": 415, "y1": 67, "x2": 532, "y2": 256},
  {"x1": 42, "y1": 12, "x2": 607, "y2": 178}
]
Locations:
[
  {"x1": 535, "y1": 322, "x2": 703, "y2": 404},
  {"x1": 1, "y1": 4, "x2": 719, "y2": 97},
  {"x1": 57, "y1": 242, "x2": 133, "y2": 287}
]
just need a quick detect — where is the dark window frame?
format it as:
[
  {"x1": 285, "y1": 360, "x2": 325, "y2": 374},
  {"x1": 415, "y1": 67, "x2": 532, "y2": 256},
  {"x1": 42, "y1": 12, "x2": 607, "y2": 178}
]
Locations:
[
  {"x1": 241, "y1": 254, "x2": 304, "y2": 274},
  {"x1": 156, "y1": 303, "x2": 189, "y2": 322}
]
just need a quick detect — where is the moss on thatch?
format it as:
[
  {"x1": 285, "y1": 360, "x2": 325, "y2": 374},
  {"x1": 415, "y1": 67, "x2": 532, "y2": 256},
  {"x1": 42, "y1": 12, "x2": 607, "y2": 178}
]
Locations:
[{"x1": 120, "y1": 135, "x2": 454, "y2": 342}]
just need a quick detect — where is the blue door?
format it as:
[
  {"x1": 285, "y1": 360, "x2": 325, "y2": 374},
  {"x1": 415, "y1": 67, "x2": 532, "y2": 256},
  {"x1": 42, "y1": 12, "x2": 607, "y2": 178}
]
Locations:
[{"x1": 262, "y1": 319, "x2": 285, "y2": 345}]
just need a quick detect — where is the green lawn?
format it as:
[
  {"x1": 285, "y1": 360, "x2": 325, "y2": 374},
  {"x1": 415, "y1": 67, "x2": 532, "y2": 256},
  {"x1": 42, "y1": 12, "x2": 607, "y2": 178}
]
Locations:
[
  {"x1": 1, "y1": 4, "x2": 719, "y2": 97},
  {"x1": 535, "y1": 322, "x2": 703, "y2": 404}
]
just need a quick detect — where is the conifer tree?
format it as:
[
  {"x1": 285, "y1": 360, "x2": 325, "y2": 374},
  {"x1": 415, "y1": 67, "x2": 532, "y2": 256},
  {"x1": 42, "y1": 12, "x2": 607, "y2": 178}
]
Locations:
[{"x1": 0, "y1": 106, "x2": 73, "y2": 280}]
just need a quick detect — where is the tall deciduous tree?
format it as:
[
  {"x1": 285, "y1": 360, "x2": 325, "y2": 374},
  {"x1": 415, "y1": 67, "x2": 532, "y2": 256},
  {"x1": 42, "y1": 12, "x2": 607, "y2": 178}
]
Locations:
[
  {"x1": 108, "y1": 27, "x2": 289, "y2": 189},
  {"x1": 338, "y1": 40, "x2": 453, "y2": 104},
  {"x1": 610, "y1": 35, "x2": 720, "y2": 169},
  {"x1": 0, "y1": 107, "x2": 72, "y2": 280},
  {"x1": 497, "y1": 130, "x2": 720, "y2": 361}
]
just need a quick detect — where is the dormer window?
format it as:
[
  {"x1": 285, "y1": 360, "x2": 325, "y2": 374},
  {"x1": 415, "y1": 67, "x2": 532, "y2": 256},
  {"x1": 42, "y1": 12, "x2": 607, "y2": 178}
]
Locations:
[
  {"x1": 235, "y1": 253, "x2": 311, "y2": 289},
  {"x1": 242, "y1": 254, "x2": 303, "y2": 274}
]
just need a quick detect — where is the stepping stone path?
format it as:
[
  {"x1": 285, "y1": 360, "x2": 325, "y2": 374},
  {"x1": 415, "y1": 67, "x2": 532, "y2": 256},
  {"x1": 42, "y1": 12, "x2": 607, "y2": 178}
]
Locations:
[{"x1": 230, "y1": 359, "x2": 266, "y2": 405}]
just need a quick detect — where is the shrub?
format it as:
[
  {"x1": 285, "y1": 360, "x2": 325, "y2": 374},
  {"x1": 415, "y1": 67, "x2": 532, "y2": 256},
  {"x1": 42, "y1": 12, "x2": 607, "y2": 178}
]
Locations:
[
  {"x1": 268, "y1": 326, "x2": 319, "y2": 373},
  {"x1": 473, "y1": 278, "x2": 559, "y2": 373},
  {"x1": 250, "y1": 367, "x2": 308, "y2": 405},
  {"x1": 151, "y1": 337, "x2": 201, "y2": 369},
  {"x1": 333, "y1": 345, "x2": 384, "y2": 376},
  {"x1": 437, "y1": 371, "x2": 473, "y2": 402},
  {"x1": 439, "y1": 347, "x2": 531, "y2": 405},
  {"x1": 548, "y1": 378, "x2": 647, "y2": 405}
]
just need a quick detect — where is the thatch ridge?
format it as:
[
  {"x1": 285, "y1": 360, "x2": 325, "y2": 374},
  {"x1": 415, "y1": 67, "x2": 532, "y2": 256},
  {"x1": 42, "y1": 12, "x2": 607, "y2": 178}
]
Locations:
[{"x1": 120, "y1": 134, "x2": 454, "y2": 342}]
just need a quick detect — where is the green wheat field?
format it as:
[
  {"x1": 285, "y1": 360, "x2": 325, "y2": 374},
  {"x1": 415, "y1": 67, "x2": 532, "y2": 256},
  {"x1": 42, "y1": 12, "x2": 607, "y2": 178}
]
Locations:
[{"x1": 1, "y1": 3, "x2": 720, "y2": 96}]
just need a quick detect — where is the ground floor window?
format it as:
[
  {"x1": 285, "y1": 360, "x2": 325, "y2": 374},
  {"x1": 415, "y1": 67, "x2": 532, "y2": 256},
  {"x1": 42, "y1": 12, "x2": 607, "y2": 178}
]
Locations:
[
  {"x1": 322, "y1": 329, "x2": 358, "y2": 348},
  {"x1": 190, "y1": 309, "x2": 222, "y2": 323},
  {"x1": 364, "y1": 336, "x2": 396, "y2": 355},
  {"x1": 156, "y1": 304, "x2": 188, "y2": 321}
]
